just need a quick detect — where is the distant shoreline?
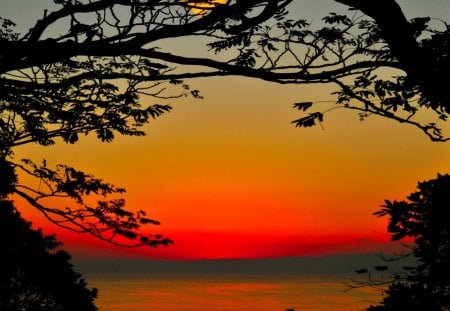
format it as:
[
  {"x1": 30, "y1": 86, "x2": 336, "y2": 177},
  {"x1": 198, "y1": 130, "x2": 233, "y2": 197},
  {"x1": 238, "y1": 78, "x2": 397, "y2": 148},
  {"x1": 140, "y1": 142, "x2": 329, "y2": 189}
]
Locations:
[{"x1": 74, "y1": 253, "x2": 416, "y2": 277}]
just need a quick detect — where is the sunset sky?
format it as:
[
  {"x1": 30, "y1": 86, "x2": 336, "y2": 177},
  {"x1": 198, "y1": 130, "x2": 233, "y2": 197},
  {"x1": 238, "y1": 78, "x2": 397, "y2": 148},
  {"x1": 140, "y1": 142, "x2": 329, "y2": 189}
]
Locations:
[{"x1": 5, "y1": 0, "x2": 450, "y2": 260}]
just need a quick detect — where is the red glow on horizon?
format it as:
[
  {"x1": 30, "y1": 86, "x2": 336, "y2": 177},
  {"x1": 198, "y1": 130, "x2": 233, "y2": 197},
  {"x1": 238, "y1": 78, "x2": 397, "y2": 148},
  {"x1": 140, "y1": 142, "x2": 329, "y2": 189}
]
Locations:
[{"x1": 47, "y1": 228, "x2": 395, "y2": 261}]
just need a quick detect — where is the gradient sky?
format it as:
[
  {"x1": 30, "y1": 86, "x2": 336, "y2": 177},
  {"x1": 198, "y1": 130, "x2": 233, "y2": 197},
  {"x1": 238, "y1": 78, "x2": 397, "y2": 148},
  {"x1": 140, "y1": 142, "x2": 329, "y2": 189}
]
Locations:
[{"x1": 5, "y1": 0, "x2": 450, "y2": 260}]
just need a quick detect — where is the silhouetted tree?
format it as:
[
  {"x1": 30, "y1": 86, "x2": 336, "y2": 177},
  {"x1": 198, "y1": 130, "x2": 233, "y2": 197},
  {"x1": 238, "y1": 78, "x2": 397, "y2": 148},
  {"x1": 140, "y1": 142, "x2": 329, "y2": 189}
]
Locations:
[
  {"x1": 1, "y1": 1, "x2": 448, "y2": 309},
  {"x1": 0, "y1": 199, "x2": 98, "y2": 311},
  {"x1": 348, "y1": 174, "x2": 450, "y2": 310},
  {"x1": 2, "y1": 1, "x2": 449, "y2": 247},
  {"x1": 0, "y1": 0, "x2": 290, "y2": 247},
  {"x1": 205, "y1": 0, "x2": 450, "y2": 141}
]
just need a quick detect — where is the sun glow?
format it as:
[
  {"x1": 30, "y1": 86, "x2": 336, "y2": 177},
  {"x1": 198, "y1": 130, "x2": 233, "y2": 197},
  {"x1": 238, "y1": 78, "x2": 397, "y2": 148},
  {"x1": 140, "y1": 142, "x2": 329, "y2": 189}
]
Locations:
[{"x1": 187, "y1": 0, "x2": 228, "y2": 15}]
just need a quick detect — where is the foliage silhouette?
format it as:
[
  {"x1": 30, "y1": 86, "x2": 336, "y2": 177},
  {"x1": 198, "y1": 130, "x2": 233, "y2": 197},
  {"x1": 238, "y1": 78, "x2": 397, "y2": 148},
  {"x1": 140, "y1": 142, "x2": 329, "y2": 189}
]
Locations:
[
  {"x1": 348, "y1": 174, "x2": 450, "y2": 310},
  {"x1": 2, "y1": 0, "x2": 449, "y2": 247},
  {"x1": 206, "y1": 0, "x2": 450, "y2": 141},
  {"x1": 0, "y1": 199, "x2": 98, "y2": 311},
  {"x1": 0, "y1": 0, "x2": 294, "y2": 247},
  {"x1": 0, "y1": 1, "x2": 448, "y2": 308}
]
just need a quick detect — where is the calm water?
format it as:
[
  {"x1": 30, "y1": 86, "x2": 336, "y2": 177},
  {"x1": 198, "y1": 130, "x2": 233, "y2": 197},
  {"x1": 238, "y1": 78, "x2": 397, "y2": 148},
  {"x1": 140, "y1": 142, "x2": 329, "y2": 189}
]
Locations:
[{"x1": 87, "y1": 273, "x2": 381, "y2": 311}]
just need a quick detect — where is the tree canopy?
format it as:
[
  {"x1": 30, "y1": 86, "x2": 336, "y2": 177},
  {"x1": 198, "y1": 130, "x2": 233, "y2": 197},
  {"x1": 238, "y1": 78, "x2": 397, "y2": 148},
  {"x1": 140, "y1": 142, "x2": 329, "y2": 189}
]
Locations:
[
  {"x1": 2, "y1": 0, "x2": 448, "y2": 143},
  {"x1": 361, "y1": 174, "x2": 450, "y2": 310},
  {"x1": 1, "y1": 0, "x2": 449, "y2": 309},
  {"x1": 202, "y1": 0, "x2": 450, "y2": 141},
  {"x1": 0, "y1": 199, "x2": 98, "y2": 311},
  {"x1": 1, "y1": 0, "x2": 449, "y2": 246},
  {"x1": 0, "y1": 0, "x2": 295, "y2": 248}
]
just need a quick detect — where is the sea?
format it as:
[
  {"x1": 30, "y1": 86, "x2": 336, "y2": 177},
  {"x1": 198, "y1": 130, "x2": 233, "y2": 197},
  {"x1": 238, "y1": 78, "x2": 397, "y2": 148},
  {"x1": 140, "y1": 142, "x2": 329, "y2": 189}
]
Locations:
[
  {"x1": 87, "y1": 273, "x2": 380, "y2": 311},
  {"x1": 75, "y1": 255, "x2": 393, "y2": 311}
]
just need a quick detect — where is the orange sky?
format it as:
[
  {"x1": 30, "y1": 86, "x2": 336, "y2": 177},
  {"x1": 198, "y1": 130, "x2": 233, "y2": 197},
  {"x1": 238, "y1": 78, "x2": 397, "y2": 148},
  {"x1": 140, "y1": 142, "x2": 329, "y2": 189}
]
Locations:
[
  {"x1": 5, "y1": 0, "x2": 450, "y2": 260},
  {"x1": 12, "y1": 75, "x2": 450, "y2": 260}
]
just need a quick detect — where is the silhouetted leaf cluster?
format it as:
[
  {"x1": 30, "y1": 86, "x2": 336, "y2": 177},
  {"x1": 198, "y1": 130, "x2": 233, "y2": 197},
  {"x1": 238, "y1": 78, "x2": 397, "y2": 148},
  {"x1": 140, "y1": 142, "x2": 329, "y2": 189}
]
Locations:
[
  {"x1": 0, "y1": 159, "x2": 17, "y2": 197},
  {"x1": 291, "y1": 112, "x2": 323, "y2": 128},
  {"x1": 204, "y1": 3, "x2": 449, "y2": 140},
  {"x1": 0, "y1": 200, "x2": 98, "y2": 311},
  {"x1": 0, "y1": 17, "x2": 18, "y2": 40},
  {"x1": 354, "y1": 174, "x2": 450, "y2": 310},
  {"x1": 8, "y1": 158, "x2": 173, "y2": 248},
  {"x1": 0, "y1": 66, "x2": 173, "y2": 150},
  {"x1": 293, "y1": 102, "x2": 313, "y2": 111}
]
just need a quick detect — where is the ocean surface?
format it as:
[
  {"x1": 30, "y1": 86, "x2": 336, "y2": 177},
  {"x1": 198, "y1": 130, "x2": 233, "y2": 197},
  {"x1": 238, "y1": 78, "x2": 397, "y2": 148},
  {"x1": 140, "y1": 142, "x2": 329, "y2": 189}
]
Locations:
[
  {"x1": 76, "y1": 255, "x2": 393, "y2": 311},
  {"x1": 87, "y1": 273, "x2": 379, "y2": 311}
]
